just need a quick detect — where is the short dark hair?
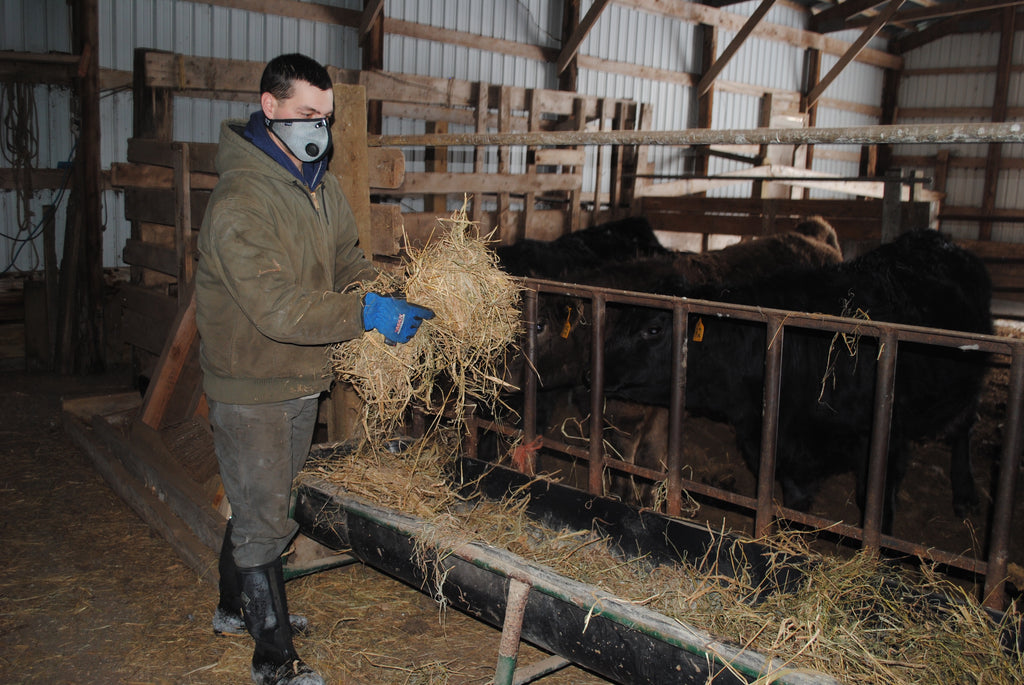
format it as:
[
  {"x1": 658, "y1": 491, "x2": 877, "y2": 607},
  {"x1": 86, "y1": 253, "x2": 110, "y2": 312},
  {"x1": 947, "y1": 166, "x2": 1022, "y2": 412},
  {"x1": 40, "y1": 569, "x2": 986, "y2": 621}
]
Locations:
[{"x1": 260, "y1": 53, "x2": 332, "y2": 100}]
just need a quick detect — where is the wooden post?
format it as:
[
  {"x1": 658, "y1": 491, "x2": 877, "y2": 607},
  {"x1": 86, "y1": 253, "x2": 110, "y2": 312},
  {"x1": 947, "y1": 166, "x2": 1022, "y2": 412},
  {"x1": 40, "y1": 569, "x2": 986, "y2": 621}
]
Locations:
[
  {"x1": 424, "y1": 121, "x2": 448, "y2": 216},
  {"x1": 173, "y1": 142, "x2": 194, "y2": 303},
  {"x1": 497, "y1": 87, "x2": 512, "y2": 242},
  {"x1": 472, "y1": 82, "x2": 489, "y2": 225},
  {"x1": 76, "y1": 0, "x2": 105, "y2": 372},
  {"x1": 327, "y1": 84, "x2": 373, "y2": 442},
  {"x1": 43, "y1": 204, "x2": 58, "y2": 364},
  {"x1": 133, "y1": 49, "x2": 174, "y2": 141}
]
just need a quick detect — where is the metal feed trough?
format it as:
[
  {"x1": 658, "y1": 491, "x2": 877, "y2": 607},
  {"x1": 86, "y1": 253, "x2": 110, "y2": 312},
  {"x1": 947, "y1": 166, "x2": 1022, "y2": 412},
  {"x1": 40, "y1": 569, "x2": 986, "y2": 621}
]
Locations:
[
  {"x1": 294, "y1": 448, "x2": 841, "y2": 685},
  {"x1": 295, "y1": 450, "x2": 1022, "y2": 684}
]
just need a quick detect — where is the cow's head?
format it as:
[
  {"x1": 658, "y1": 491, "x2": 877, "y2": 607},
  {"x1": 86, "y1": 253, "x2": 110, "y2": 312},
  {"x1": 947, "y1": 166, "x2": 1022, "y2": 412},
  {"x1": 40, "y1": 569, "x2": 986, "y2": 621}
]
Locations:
[{"x1": 602, "y1": 306, "x2": 674, "y2": 406}]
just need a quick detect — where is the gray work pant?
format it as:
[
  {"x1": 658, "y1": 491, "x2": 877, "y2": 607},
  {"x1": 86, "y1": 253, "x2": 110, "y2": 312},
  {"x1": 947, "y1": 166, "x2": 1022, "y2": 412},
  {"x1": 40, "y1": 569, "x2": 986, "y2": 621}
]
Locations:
[{"x1": 208, "y1": 396, "x2": 319, "y2": 568}]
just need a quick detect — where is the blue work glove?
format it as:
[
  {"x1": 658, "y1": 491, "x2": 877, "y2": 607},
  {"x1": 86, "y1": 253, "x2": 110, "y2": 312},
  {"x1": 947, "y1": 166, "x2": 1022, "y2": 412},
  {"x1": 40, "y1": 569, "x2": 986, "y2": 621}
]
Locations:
[{"x1": 362, "y1": 292, "x2": 435, "y2": 345}]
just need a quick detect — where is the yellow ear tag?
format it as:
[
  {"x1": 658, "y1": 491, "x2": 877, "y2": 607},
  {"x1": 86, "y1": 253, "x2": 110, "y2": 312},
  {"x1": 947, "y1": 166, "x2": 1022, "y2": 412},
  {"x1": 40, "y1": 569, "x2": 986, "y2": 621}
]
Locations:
[
  {"x1": 560, "y1": 305, "x2": 573, "y2": 338},
  {"x1": 693, "y1": 317, "x2": 705, "y2": 342}
]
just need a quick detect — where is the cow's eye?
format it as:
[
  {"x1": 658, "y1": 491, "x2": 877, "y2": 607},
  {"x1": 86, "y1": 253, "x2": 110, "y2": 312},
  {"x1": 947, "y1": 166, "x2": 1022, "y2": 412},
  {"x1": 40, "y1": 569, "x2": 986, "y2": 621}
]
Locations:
[
  {"x1": 535, "y1": 320, "x2": 547, "y2": 333},
  {"x1": 641, "y1": 325, "x2": 663, "y2": 340}
]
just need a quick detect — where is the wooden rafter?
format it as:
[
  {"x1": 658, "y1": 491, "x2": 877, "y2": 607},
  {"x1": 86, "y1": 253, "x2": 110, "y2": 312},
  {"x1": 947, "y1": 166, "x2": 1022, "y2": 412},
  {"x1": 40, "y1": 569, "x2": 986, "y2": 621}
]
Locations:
[
  {"x1": 891, "y1": 7, "x2": 1002, "y2": 52},
  {"x1": 980, "y1": 6, "x2": 1015, "y2": 240},
  {"x1": 849, "y1": 0, "x2": 1024, "y2": 26},
  {"x1": 696, "y1": 0, "x2": 778, "y2": 96},
  {"x1": 358, "y1": 0, "x2": 385, "y2": 43},
  {"x1": 557, "y1": 0, "x2": 613, "y2": 74},
  {"x1": 805, "y1": 0, "x2": 908, "y2": 109},
  {"x1": 810, "y1": 0, "x2": 887, "y2": 33}
]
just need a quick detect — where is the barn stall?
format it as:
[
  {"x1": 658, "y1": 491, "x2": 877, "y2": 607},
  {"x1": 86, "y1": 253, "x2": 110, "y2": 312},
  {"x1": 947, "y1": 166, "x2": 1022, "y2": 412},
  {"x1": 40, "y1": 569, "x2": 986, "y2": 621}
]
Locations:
[{"x1": 4, "y1": 0, "x2": 1024, "y2": 682}]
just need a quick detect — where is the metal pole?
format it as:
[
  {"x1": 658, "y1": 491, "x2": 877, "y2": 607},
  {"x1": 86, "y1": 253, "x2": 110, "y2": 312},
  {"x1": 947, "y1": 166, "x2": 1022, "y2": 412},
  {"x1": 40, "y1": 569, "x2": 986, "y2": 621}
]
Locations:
[
  {"x1": 983, "y1": 348, "x2": 1024, "y2": 609},
  {"x1": 493, "y1": 578, "x2": 532, "y2": 685},
  {"x1": 756, "y1": 314, "x2": 784, "y2": 537},
  {"x1": 863, "y1": 329, "x2": 898, "y2": 553},
  {"x1": 588, "y1": 294, "x2": 607, "y2": 497},
  {"x1": 666, "y1": 302, "x2": 689, "y2": 518},
  {"x1": 370, "y1": 121, "x2": 1024, "y2": 148}
]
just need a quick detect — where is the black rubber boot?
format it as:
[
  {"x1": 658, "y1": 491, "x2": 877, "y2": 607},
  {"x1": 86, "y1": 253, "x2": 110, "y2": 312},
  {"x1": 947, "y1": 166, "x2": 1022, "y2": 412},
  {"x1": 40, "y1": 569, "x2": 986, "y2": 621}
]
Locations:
[
  {"x1": 239, "y1": 559, "x2": 324, "y2": 685},
  {"x1": 212, "y1": 520, "x2": 309, "y2": 637}
]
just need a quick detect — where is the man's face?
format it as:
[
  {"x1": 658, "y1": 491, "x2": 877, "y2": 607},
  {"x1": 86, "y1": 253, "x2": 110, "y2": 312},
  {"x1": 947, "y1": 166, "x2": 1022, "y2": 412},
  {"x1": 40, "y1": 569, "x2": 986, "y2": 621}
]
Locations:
[{"x1": 261, "y1": 80, "x2": 334, "y2": 167}]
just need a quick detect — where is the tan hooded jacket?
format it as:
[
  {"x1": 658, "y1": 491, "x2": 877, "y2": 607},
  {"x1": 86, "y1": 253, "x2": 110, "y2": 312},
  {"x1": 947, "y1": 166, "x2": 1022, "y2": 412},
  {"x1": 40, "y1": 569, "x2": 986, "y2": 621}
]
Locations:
[{"x1": 196, "y1": 118, "x2": 376, "y2": 404}]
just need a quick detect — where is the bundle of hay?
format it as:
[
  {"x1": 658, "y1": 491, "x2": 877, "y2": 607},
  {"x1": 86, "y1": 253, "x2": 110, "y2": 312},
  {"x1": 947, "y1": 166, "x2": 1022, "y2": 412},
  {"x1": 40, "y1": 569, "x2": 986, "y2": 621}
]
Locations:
[{"x1": 330, "y1": 205, "x2": 521, "y2": 444}]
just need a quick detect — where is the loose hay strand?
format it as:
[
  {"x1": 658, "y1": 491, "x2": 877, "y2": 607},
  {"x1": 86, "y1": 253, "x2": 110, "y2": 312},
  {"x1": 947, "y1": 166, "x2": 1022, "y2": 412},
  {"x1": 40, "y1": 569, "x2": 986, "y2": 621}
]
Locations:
[{"x1": 329, "y1": 201, "x2": 521, "y2": 445}]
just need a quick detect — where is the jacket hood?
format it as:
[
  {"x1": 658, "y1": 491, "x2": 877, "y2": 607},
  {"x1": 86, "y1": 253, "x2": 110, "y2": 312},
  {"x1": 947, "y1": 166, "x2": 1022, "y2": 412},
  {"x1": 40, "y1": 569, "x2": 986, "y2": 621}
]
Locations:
[{"x1": 215, "y1": 115, "x2": 327, "y2": 190}]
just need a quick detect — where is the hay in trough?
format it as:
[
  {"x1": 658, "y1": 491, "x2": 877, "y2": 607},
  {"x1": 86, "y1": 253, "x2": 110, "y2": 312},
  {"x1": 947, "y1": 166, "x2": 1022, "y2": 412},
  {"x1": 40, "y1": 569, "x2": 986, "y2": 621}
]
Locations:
[
  {"x1": 329, "y1": 203, "x2": 521, "y2": 444},
  {"x1": 307, "y1": 436, "x2": 1024, "y2": 684}
]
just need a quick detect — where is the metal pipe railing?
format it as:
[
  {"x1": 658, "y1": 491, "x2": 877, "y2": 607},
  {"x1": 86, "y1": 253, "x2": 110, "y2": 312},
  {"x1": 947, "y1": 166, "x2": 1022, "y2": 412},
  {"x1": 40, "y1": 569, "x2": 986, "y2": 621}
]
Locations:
[
  {"x1": 370, "y1": 121, "x2": 1024, "y2": 149},
  {"x1": 480, "y1": 277, "x2": 1024, "y2": 610}
]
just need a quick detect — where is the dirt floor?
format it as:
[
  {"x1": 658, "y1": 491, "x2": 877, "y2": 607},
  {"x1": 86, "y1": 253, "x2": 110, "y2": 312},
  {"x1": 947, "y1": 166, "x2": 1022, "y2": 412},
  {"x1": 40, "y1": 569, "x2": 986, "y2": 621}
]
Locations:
[{"x1": 0, "y1": 368, "x2": 611, "y2": 685}]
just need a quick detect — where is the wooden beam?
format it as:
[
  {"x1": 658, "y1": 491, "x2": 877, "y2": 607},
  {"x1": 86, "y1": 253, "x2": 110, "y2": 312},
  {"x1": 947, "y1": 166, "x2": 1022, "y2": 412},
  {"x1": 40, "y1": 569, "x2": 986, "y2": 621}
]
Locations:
[
  {"x1": 559, "y1": 0, "x2": 581, "y2": 91},
  {"x1": 805, "y1": 0, "x2": 908, "y2": 109},
  {"x1": 697, "y1": 0, "x2": 778, "y2": 96},
  {"x1": 189, "y1": 0, "x2": 357, "y2": 26},
  {"x1": 810, "y1": 0, "x2": 886, "y2": 32},
  {"x1": 980, "y1": 6, "x2": 1015, "y2": 240},
  {"x1": 616, "y1": 0, "x2": 902, "y2": 70},
  {"x1": 139, "y1": 282, "x2": 198, "y2": 430},
  {"x1": 850, "y1": 0, "x2": 1024, "y2": 26},
  {"x1": 557, "y1": 0, "x2": 613, "y2": 74},
  {"x1": 892, "y1": 9, "x2": 1000, "y2": 52},
  {"x1": 358, "y1": 0, "x2": 385, "y2": 43}
]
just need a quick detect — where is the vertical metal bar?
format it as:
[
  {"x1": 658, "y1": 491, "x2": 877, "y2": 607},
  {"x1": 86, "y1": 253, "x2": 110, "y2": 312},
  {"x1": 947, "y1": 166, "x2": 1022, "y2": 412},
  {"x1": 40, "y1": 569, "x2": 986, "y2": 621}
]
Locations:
[
  {"x1": 863, "y1": 329, "x2": 898, "y2": 553},
  {"x1": 493, "y1": 578, "x2": 532, "y2": 685},
  {"x1": 983, "y1": 347, "x2": 1024, "y2": 609},
  {"x1": 523, "y1": 288, "x2": 539, "y2": 445},
  {"x1": 666, "y1": 302, "x2": 689, "y2": 517},
  {"x1": 755, "y1": 314, "x2": 784, "y2": 537},
  {"x1": 588, "y1": 294, "x2": 607, "y2": 496}
]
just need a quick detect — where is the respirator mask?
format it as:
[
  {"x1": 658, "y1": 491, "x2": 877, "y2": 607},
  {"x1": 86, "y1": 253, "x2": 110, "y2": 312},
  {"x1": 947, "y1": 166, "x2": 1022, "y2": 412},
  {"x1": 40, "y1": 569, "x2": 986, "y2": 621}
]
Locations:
[{"x1": 265, "y1": 116, "x2": 332, "y2": 163}]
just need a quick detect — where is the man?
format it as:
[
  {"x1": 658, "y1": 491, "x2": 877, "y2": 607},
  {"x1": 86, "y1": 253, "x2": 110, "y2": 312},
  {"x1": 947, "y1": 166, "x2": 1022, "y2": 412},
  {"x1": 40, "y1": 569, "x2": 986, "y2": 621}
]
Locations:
[{"x1": 195, "y1": 53, "x2": 432, "y2": 685}]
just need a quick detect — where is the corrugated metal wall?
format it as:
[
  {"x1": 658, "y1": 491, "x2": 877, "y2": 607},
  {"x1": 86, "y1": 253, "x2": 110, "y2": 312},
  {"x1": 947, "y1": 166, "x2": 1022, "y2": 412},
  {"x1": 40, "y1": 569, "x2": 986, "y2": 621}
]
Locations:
[
  {"x1": 1, "y1": 1, "x2": 76, "y2": 273},
  {"x1": 897, "y1": 32, "x2": 1024, "y2": 242},
  {"x1": 13, "y1": 0, "x2": 1014, "y2": 269}
]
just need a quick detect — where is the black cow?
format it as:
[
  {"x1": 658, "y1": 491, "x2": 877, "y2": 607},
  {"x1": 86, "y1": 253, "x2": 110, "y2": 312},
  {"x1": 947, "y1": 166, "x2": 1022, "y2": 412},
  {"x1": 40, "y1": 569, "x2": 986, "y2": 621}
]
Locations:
[
  {"x1": 494, "y1": 216, "x2": 668, "y2": 280},
  {"x1": 529, "y1": 217, "x2": 845, "y2": 390},
  {"x1": 603, "y1": 229, "x2": 992, "y2": 530}
]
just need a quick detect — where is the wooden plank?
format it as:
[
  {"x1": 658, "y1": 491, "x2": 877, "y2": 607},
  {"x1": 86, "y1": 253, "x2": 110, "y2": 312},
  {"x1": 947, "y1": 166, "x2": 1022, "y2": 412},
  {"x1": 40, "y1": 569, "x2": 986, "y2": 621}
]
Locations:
[
  {"x1": 368, "y1": 147, "x2": 405, "y2": 189},
  {"x1": 332, "y1": 84, "x2": 373, "y2": 261},
  {"x1": 359, "y1": 0, "x2": 385, "y2": 41},
  {"x1": 805, "y1": 0, "x2": 907, "y2": 108},
  {"x1": 139, "y1": 283, "x2": 199, "y2": 430},
  {"x1": 697, "y1": 0, "x2": 778, "y2": 95},
  {"x1": 394, "y1": 171, "x2": 581, "y2": 195},
  {"x1": 118, "y1": 283, "x2": 178, "y2": 324},
  {"x1": 127, "y1": 138, "x2": 217, "y2": 172},
  {"x1": 557, "y1": 0, "x2": 613, "y2": 74},
  {"x1": 124, "y1": 187, "x2": 209, "y2": 227},
  {"x1": 111, "y1": 162, "x2": 218, "y2": 190},
  {"x1": 616, "y1": 0, "x2": 902, "y2": 69},
  {"x1": 60, "y1": 406, "x2": 219, "y2": 587},
  {"x1": 401, "y1": 209, "x2": 565, "y2": 247},
  {"x1": 385, "y1": 17, "x2": 556, "y2": 65},
  {"x1": 122, "y1": 239, "x2": 178, "y2": 276},
  {"x1": 535, "y1": 149, "x2": 586, "y2": 166},
  {"x1": 174, "y1": 142, "x2": 195, "y2": 297},
  {"x1": 369, "y1": 203, "x2": 402, "y2": 256}
]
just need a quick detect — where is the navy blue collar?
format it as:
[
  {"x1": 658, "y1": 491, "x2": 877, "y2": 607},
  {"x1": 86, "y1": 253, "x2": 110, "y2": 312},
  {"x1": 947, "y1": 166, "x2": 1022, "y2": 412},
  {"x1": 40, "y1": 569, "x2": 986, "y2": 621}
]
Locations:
[{"x1": 243, "y1": 110, "x2": 327, "y2": 190}]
